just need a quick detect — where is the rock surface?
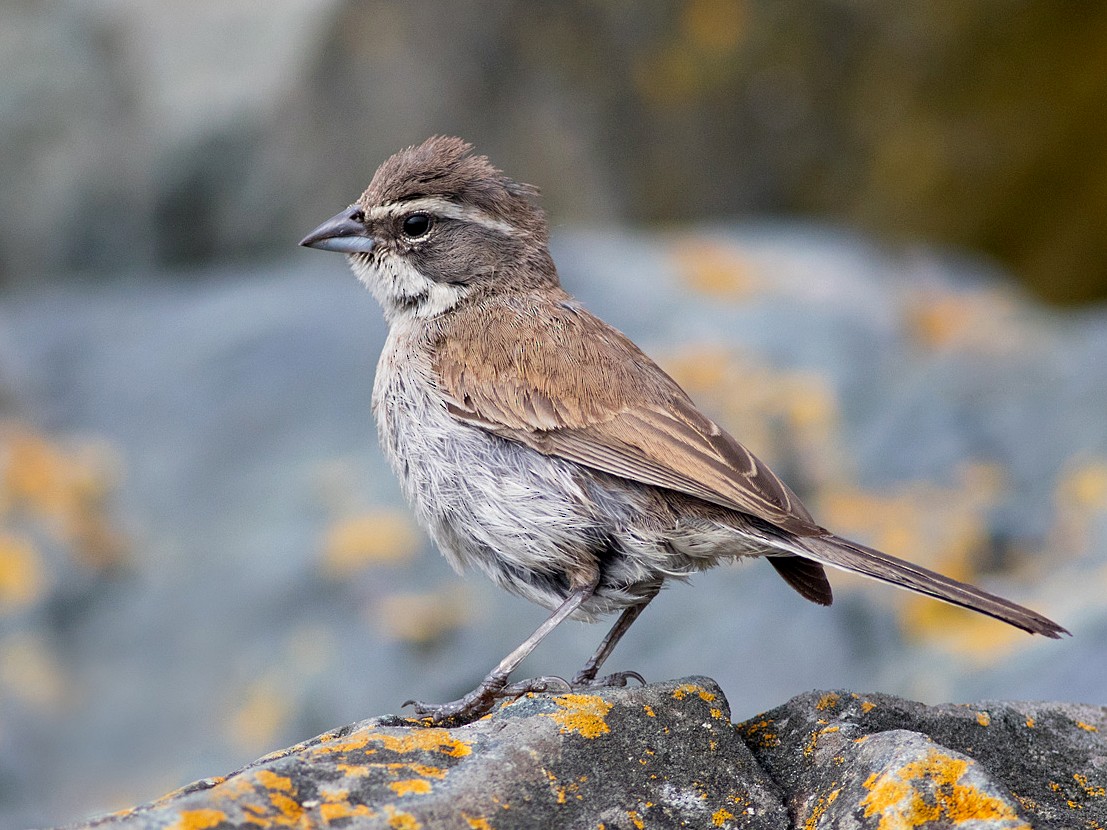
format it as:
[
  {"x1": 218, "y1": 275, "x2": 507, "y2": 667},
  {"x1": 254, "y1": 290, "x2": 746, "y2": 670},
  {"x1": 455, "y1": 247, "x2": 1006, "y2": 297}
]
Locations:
[{"x1": 71, "y1": 678, "x2": 1107, "y2": 829}]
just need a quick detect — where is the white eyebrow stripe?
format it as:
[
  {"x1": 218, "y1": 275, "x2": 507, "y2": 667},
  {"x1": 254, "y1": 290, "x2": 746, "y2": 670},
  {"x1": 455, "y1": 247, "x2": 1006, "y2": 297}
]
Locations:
[{"x1": 364, "y1": 197, "x2": 518, "y2": 236}]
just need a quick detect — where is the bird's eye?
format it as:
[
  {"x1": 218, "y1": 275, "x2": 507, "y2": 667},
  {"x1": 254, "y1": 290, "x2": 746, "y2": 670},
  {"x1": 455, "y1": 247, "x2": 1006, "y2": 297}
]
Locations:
[{"x1": 402, "y1": 213, "x2": 432, "y2": 238}]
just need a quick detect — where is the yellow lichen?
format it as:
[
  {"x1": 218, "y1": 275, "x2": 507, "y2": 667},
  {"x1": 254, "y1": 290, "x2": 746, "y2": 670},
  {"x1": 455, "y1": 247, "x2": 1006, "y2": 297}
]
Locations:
[
  {"x1": 1075, "y1": 773, "x2": 1107, "y2": 798},
  {"x1": 803, "y1": 788, "x2": 841, "y2": 830},
  {"x1": 627, "y1": 809, "x2": 645, "y2": 829},
  {"x1": 169, "y1": 810, "x2": 227, "y2": 830},
  {"x1": 712, "y1": 807, "x2": 734, "y2": 826},
  {"x1": 861, "y1": 701, "x2": 876, "y2": 714},
  {"x1": 255, "y1": 770, "x2": 294, "y2": 792},
  {"x1": 742, "y1": 718, "x2": 779, "y2": 749},
  {"x1": 672, "y1": 683, "x2": 716, "y2": 703},
  {"x1": 643, "y1": 704, "x2": 656, "y2": 717},
  {"x1": 365, "y1": 729, "x2": 472, "y2": 757},
  {"x1": 1025, "y1": 718, "x2": 1035, "y2": 728},
  {"x1": 804, "y1": 725, "x2": 840, "y2": 757},
  {"x1": 861, "y1": 748, "x2": 1030, "y2": 829},
  {"x1": 976, "y1": 711, "x2": 991, "y2": 727},
  {"x1": 816, "y1": 692, "x2": 841, "y2": 711},
  {"x1": 1076, "y1": 721, "x2": 1100, "y2": 733},
  {"x1": 544, "y1": 694, "x2": 613, "y2": 738},
  {"x1": 319, "y1": 801, "x2": 374, "y2": 821},
  {"x1": 268, "y1": 792, "x2": 305, "y2": 825},
  {"x1": 384, "y1": 805, "x2": 421, "y2": 830},
  {"x1": 462, "y1": 816, "x2": 492, "y2": 830},
  {"x1": 389, "y1": 779, "x2": 432, "y2": 796}
]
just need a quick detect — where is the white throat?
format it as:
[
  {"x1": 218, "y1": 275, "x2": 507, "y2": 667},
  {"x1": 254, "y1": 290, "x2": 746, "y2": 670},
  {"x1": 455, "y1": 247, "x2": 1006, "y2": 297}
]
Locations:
[{"x1": 349, "y1": 252, "x2": 468, "y2": 323}]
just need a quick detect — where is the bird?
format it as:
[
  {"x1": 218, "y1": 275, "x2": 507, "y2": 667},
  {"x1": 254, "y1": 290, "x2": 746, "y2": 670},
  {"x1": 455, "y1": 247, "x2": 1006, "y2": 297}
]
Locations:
[{"x1": 300, "y1": 136, "x2": 1067, "y2": 724}]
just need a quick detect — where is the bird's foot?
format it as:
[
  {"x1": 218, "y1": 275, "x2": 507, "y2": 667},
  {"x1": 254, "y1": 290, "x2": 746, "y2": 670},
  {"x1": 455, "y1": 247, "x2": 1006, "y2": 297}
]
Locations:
[
  {"x1": 569, "y1": 669, "x2": 647, "y2": 690},
  {"x1": 403, "y1": 674, "x2": 512, "y2": 726},
  {"x1": 403, "y1": 670, "x2": 647, "y2": 725},
  {"x1": 501, "y1": 675, "x2": 574, "y2": 696}
]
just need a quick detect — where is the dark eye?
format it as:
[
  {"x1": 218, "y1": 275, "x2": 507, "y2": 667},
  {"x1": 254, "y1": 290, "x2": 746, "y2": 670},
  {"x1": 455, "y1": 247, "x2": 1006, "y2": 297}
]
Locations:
[{"x1": 402, "y1": 213, "x2": 432, "y2": 238}]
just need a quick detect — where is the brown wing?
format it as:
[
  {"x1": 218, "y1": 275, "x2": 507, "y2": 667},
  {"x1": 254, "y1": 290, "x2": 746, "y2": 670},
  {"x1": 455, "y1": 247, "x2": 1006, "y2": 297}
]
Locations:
[{"x1": 433, "y1": 293, "x2": 825, "y2": 536}]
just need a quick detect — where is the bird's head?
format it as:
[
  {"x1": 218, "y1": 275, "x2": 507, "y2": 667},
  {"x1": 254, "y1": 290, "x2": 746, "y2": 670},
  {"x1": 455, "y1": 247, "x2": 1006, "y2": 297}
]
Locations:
[{"x1": 300, "y1": 136, "x2": 557, "y2": 322}]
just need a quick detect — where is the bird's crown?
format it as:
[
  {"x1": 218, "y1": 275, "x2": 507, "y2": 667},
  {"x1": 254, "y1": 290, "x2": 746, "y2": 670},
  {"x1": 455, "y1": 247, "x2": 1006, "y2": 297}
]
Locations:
[{"x1": 359, "y1": 136, "x2": 547, "y2": 240}]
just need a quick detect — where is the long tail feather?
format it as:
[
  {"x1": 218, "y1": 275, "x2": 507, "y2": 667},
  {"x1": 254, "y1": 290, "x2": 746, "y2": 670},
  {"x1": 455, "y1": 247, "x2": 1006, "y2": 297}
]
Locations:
[{"x1": 792, "y1": 533, "x2": 1068, "y2": 638}]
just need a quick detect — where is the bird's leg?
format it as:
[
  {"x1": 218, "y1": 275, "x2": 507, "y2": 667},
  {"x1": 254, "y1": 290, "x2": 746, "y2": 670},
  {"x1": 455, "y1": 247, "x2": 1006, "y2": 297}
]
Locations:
[
  {"x1": 405, "y1": 582, "x2": 595, "y2": 725},
  {"x1": 570, "y1": 587, "x2": 659, "y2": 689}
]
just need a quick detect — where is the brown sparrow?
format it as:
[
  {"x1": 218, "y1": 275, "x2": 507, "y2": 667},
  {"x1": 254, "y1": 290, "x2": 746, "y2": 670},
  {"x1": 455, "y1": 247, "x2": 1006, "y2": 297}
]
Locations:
[{"x1": 301, "y1": 136, "x2": 1066, "y2": 724}]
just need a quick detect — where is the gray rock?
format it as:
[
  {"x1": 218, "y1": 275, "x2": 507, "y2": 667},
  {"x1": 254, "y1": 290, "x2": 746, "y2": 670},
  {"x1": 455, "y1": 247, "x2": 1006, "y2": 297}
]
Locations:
[
  {"x1": 67, "y1": 678, "x2": 1107, "y2": 829},
  {"x1": 75, "y1": 677, "x2": 788, "y2": 830},
  {"x1": 742, "y1": 689, "x2": 1107, "y2": 829}
]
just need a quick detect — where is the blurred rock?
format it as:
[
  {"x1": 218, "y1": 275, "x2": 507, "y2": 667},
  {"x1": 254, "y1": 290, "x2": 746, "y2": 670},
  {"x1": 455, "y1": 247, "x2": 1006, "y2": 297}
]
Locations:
[
  {"x1": 66, "y1": 678, "x2": 1107, "y2": 829},
  {"x1": 3, "y1": 2, "x2": 1106, "y2": 300}
]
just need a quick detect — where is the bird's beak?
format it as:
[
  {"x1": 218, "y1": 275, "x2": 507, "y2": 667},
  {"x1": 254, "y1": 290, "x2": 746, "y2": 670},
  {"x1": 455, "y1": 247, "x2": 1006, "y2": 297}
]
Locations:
[{"x1": 299, "y1": 206, "x2": 376, "y2": 254}]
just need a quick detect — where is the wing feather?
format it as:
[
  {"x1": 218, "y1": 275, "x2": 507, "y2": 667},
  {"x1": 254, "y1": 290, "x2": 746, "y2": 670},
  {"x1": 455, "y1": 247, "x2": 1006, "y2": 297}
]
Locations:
[{"x1": 434, "y1": 294, "x2": 823, "y2": 536}]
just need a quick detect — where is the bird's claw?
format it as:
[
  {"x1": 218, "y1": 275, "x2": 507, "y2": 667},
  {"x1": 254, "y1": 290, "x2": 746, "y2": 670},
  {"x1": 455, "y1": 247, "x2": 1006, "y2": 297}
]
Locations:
[
  {"x1": 402, "y1": 674, "x2": 510, "y2": 725},
  {"x1": 570, "y1": 669, "x2": 647, "y2": 689},
  {"x1": 402, "y1": 669, "x2": 647, "y2": 726},
  {"x1": 502, "y1": 675, "x2": 574, "y2": 696}
]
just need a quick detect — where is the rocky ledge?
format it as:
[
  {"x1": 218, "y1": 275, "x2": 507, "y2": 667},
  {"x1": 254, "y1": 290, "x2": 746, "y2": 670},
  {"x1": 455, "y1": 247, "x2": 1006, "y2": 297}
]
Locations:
[{"x1": 71, "y1": 678, "x2": 1105, "y2": 829}]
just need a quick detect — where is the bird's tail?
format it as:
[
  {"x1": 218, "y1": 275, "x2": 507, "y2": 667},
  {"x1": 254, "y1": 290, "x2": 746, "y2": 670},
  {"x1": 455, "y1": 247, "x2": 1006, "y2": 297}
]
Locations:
[{"x1": 791, "y1": 532, "x2": 1068, "y2": 638}]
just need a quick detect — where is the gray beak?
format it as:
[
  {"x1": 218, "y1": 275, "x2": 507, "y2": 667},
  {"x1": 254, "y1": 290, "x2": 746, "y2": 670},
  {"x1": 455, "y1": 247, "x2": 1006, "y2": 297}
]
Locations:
[{"x1": 299, "y1": 206, "x2": 377, "y2": 254}]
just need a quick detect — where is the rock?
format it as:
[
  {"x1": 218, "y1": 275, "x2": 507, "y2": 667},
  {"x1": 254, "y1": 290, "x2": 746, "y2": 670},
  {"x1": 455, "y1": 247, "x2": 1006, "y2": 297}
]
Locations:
[
  {"x1": 742, "y1": 689, "x2": 1107, "y2": 829},
  {"x1": 78, "y1": 677, "x2": 788, "y2": 830},
  {"x1": 69, "y1": 678, "x2": 1106, "y2": 829}
]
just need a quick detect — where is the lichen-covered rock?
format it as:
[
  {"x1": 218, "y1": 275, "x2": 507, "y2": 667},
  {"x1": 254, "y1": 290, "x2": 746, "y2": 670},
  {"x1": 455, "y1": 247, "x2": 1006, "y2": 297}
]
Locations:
[
  {"x1": 63, "y1": 679, "x2": 1107, "y2": 829},
  {"x1": 79, "y1": 677, "x2": 787, "y2": 830},
  {"x1": 740, "y1": 689, "x2": 1107, "y2": 829}
]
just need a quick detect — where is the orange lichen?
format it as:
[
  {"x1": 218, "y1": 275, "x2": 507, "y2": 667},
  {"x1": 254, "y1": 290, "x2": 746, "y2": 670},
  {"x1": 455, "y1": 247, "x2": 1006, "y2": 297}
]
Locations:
[
  {"x1": 319, "y1": 800, "x2": 374, "y2": 821},
  {"x1": 462, "y1": 816, "x2": 492, "y2": 830},
  {"x1": 169, "y1": 810, "x2": 228, "y2": 830},
  {"x1": 1076, "y1": 721, "x2": 1100, "y2": 733},
  {"x1": 626, "y1": 809, "x2": 645, "y2": 829},
  {"x1": 643, "y1": 704, "x2": 656, "y2": 718},
  {"x1": 364, "y1": 729, "x2": 472, "y2": 758},
  {"x1": 712, "y1": 807, "x2": 734, "y2": 826},
  {"x1": 1074, "y1": 773, "x2": 1107, "y2": 798},
  {"x1": 803, "y1": 788, "x2": 841, "y2": 830},
  {"x1": 804, "y1": 725, "x2": 840, "y2": 757},
  {"x1": 816, "y1": 692, "x2": 841, "y2": 711},
  {"x1": 976, "y1": 711, "x2": 991, "y2": 727},
  {"x1": 255, "y1": 770, "x2": 294, "y2": 792},
  {"x1": 1025, "y1": 718, "x2": 1035, "y2": 728},
  {"x1": 672, "y1": 683, "x2": 716, "y2": 703},
  {"x1": 742, "y1": 719, "x2": 780, "y2": 749},
  {"x1": 861, "y1": 701, "x2": 877, "y2": 714},
  {"x1": 861, "y1": 748, "x2": 1029, "y2": 829},
  {"x1": 383, "y1": 805, "x2": 421, "y2": 830},
  {"x1": 544, "y1": 694, "x2": 613, "y2": 738},
  {"x1": 389, "y1": 779, "x2": 432, "y2": 796},
  {"x1": 267, "y1": 792, "x2": 304, "y2": 825},
  {"x1": 335, "y1": 763, "x2": 370, "y2": 777}
]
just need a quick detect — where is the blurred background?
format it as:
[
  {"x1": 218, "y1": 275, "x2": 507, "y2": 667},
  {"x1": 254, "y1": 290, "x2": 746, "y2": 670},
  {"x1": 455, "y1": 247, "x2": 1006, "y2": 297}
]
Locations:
[{"x1": 2, "y1": 0, "x2": 1106, "y2": 826}]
